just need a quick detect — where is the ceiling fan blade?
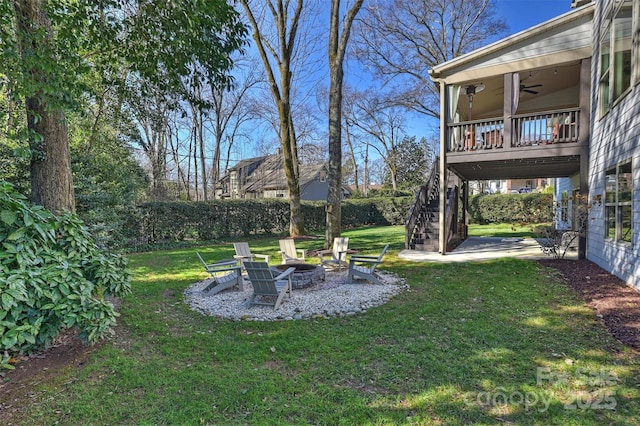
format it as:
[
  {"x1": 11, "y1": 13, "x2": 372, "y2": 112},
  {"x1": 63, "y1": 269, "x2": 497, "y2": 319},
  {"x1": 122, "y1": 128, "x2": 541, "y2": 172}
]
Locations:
[
  {"x1": 526, "y1": 84, "x2": 543, "y2": 89},
  {"x1": 524, "y1": 89, "x2": 538, "y2": 95}
]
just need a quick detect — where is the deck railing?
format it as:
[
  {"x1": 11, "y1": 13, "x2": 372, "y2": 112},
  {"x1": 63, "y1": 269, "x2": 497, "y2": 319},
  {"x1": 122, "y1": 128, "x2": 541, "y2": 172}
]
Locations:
[
  {"x1": 447, "y1": 107, "x2": 580, "y2": 153},
  {"x1": 447, "y1": 118, "x2": 504, "y2": 152},
  {"x1": 512, "y1": 108, "x2": 580, "y2": 147}
]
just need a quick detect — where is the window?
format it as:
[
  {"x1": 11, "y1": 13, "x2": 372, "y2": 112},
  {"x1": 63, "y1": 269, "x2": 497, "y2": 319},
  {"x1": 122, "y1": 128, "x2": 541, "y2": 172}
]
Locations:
[
  {"x1": 599, "y1": 0, "x2": 634, "y2": 115},
  {"x1": 605, "y1": 160, "x2": 633, "y2": 243}
]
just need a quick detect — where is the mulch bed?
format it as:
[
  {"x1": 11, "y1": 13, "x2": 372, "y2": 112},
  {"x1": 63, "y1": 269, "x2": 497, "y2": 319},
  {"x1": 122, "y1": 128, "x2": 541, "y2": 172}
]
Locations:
[{"x1": 538, "y1": 258, "x2": 640, "y2": 353}]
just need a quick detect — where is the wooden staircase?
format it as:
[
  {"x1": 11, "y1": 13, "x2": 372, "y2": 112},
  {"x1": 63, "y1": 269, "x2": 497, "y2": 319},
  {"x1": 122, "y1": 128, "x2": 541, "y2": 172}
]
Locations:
[{"x1": 405, "y1": 159, "x2": 460, "y2": 252}]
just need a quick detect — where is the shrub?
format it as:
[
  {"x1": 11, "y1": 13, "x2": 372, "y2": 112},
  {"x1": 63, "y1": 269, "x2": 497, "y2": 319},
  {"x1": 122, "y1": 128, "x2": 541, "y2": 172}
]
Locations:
[
  {"x1": 469, "y1": 193, "x2": 554, "y2": 224},
  {"x1": 0, "y1": 182, "x2": 131, "y2": 371}
]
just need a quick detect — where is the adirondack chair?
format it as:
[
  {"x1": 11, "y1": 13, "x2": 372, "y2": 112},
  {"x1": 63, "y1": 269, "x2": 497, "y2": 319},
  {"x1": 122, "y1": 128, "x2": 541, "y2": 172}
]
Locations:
[
  {"x1": 317, "y1": 237, "x2": 349, "y2": 270},
  {"x1": 196, "y1": 253, "x2": 244, "y2": 295},
  {"x1": 244, "y1": 261, "x2": 294, "y2": 309},
  {"x1": 346, "y1": 244, "x2": 389, "y2": 285},
  {"x1": 279, "y1": 239, "x2": 306, "y2": 264},
  {"x1": 233, "y1": 242, "x2": 270, "y2": 264}
]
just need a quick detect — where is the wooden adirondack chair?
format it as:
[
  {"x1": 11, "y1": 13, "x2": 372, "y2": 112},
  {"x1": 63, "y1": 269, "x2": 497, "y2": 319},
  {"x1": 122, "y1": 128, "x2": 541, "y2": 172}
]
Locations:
[
  {"x1": 279, "y1": 239, "x2": 306, "y2": 264},
  {"x1": 318, "y1": 237, "x2": 349, "y2": 270},
  {"x1": 346, "y1": 244, "x2": 389, "y2": 285},
  {"x1": 196, "y1": 253, "x2": 244, "y2": 295},
  {"x1": 244, "y1": 261, "x2": 294, "y2": 309},
  {"x1": 233, "y1": 242, "x2": 270, "y2": 264}
]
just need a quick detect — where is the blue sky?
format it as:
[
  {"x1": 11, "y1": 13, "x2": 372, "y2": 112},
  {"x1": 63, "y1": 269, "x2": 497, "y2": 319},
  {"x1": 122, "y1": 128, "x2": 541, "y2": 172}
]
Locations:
[{"x1": 496, "y1": 0, "x2": 573, "y2": 34}]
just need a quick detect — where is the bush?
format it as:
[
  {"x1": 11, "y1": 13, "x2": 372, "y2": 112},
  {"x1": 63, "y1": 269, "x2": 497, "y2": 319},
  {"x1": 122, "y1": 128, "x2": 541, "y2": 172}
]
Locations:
[
  {"x1": 0, "y1": 182, "x2": 131, "y2": 371},
  {"x1": 469, "y1": 193, "x2": 554, "y2": 224}
]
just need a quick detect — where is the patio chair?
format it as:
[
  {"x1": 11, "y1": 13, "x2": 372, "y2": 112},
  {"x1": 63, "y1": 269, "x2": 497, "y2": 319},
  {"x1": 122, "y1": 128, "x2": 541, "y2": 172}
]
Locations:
[
  {"x1": 279, "y1": 239, "x2": 306, "y2": 264},
  {"x1": 196, "y1": 253, "x2": 244, "y2": 295},
  {"x1": 233, "y1": 242, "x2": 270, "y2": 264},
  {"x1": 244, "y1": 261, "x2": 294, "y2": 309},
  {"x1": 317, "y1": 237, "x2": 349, "y2": 270},
  {"x1": 346, "y1": 244, "x2": 389, "y2": 285}
]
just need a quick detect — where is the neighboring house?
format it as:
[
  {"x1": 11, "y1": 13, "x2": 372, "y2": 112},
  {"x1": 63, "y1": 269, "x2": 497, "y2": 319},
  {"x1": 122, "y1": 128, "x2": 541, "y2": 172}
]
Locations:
[
  {"x1": 219, "y1": 151, "x2": 332, "y2": 201},
  {"x1": 507, "y1": 178, "x2": 548, "y2": 193},
  {"x1": 469, "y1": 178, "x2": 548, "y2": 194},
  {"x1": 422, "y1": 0, "x2": 638, "y2": 290},
  {"x1": 553, "y1": 175, "x2": 581, "y2": 231},
  {"x1": 218, "y1": 155, "x2": 268, "y2": 199}
]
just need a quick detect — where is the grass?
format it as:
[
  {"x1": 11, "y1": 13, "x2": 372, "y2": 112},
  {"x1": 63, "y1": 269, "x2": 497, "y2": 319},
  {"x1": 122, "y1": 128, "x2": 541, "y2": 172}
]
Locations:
[
  {"x1": 468, "y1": 222, "x2": 547, "y2": 238},
  {"x1": 10, "y1": 225, "x2": 640, "y2": 425}
]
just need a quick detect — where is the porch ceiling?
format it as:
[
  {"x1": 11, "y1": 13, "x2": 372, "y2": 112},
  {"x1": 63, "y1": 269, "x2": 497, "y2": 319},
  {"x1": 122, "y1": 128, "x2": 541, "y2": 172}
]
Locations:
[
  {"x1": 458, "y1": 62, "x2": 582, "y2": 120},
  {"x1": 448, "y1": 155, "x2": 581, "y2": 180}
]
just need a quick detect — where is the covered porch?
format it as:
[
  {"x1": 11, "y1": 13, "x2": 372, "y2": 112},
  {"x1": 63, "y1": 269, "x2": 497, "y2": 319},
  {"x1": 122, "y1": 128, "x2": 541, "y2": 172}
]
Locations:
[{"x1": 428, "y1": 3, "x2": 594, "y2": 255}]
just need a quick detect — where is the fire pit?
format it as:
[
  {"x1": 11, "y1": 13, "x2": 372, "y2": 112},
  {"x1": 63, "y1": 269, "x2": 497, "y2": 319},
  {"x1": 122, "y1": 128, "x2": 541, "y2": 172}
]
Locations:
[{"x1": 271, "y1": 263, "x2": 325, "y2": 289}]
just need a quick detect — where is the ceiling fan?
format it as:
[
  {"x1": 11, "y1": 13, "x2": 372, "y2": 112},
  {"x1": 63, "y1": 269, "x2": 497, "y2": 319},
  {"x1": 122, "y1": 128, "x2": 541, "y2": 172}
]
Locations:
[{"x1": 520, "y1": 83, "x2": 543, "y2": 95}]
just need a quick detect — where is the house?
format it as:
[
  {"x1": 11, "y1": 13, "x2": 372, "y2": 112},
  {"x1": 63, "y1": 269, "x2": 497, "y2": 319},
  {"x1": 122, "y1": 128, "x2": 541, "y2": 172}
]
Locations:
[
  {"x1": 410, "y1": 0, "x2": 638, "y2": 290},
  {"x1": 218, "y1": 155, "x2": 268, "y2": 199},
  {"x1": 469, "y1": 178, "x2": 548, "y2": 194},
  {"x1": 219, "y1": 151, "x2": 332, "y2": 201}
]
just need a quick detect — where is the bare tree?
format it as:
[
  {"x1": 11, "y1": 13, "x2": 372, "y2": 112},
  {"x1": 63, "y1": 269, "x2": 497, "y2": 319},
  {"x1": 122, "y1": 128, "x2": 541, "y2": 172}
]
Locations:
[
  {"x1": 325, "y1": 0, "x2": 364, "y2": 247},
  {"x1": 238, "y1": 0, "x2": 314, "y2": 236},
  {"x1": 348, "y1": 90, "x2": 406, "y2": 190},
  {"x1": 204, "y1": 60, "x2": 264, "y2": 199},
  {"x1": 132, "y1": 92, "x2": 171, "y2": 201},
  {"x1": 353, "y1": 0, "x2": 507, "y2": 118}
]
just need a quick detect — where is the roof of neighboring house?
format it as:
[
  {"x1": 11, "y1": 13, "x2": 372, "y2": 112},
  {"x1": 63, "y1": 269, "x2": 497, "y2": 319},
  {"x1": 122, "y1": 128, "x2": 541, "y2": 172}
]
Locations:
[
  {"x1": 242, "y1": 154, "x2": 328, "y2": 192},
  {"x1": 225, "y1": 155, "x2": 267, "y2": 174}
]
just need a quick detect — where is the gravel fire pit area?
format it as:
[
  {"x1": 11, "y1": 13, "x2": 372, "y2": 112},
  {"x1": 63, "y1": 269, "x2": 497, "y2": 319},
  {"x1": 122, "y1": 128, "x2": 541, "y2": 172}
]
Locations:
[
  {"x1": 184, "y1": 269, "x2": 407, "y2": 321},
  {"x1": 271, "y1": 263, "x2": 325, "y2": 289}
]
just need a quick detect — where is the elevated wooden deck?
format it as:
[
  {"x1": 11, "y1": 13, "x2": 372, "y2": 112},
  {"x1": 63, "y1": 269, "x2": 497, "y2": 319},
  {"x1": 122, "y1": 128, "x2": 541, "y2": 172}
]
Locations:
[{"x1": 446, "y1": 108, "x2": 585, "y2": 180}]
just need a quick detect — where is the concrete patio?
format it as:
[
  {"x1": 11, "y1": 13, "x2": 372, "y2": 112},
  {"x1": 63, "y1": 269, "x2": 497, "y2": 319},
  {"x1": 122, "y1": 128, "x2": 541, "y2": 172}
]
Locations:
[{"x1": 399, "y1": 236, "x2": 577, "y2": 263}]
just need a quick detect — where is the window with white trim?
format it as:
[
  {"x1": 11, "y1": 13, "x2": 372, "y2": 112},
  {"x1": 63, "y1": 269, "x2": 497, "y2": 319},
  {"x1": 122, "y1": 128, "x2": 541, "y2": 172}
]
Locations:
[
  {"x1": 604, "y1": 160, "x2": 633, "y2": 243},
  {"x1": 599, "y1": 0, "x2": 634, "y2": 115}
]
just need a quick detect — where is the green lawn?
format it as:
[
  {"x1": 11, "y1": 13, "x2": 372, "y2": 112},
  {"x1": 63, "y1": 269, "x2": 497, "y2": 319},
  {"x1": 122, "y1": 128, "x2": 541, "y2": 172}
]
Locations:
[
  {"x1": 12, "y1": 226, "x2": 640, "y2": 425},
  {"x1": 468, "y1": 222, "x2": 547, "y2": 238}
]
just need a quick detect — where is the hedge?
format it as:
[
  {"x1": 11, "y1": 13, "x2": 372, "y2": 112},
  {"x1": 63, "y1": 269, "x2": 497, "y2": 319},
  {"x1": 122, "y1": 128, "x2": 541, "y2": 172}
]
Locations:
[
  {"x1": 123, "y1": 197, "x2": 415, "y2": 249},
  {"x1": 469, "y1": 193, "x2": 554, "y2": 224},
  {"x1": 120, "y1": 193, "x2": 554, "y2": 250}
]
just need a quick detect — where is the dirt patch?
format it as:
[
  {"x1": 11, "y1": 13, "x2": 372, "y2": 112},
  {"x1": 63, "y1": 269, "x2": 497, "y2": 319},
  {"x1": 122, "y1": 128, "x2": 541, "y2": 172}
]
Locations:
[
  {"x1": 0, "y1": 330, "x2": 101, "y2": 424},
  {"x1": 539, "y1": 258, "x2": 640, "y2": 353}
]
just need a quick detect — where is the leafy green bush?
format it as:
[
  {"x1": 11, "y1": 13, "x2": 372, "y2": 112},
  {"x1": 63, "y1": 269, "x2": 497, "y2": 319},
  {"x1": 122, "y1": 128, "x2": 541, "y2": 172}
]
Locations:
[
  {"x1": 469, "y1": 193, "x2": 554, "y2": 224},
  {"x1": 0, "y1": 182, "x2": 131, "y2": 371}
]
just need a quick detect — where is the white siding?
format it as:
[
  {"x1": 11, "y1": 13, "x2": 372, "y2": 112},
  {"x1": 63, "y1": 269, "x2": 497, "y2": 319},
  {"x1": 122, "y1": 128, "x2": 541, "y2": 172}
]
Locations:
[{"x1": 588, "y1": 2, "x2": 640, "y2": 291}]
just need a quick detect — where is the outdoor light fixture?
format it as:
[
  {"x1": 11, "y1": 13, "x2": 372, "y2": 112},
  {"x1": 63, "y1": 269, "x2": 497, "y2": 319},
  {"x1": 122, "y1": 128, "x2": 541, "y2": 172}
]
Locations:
[{"x1": 464, "y1": 83, "x2": 485, "y2": 120}]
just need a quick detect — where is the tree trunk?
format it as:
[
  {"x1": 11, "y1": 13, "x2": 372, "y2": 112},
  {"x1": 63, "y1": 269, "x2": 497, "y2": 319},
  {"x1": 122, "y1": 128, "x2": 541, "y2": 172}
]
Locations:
[
  {"x1": 239, "y1": 0, "x2": 306, "y2": 237},
  {"x1": 14, "y1": 0, "x2": 75, "y2": 213},
  {"x1": 326, "y1": 66, "x2": 343, "y2": 246},
  {"x1": 197, "y1": 108, "x2": 208, "y2": 201},
  {"x1": 326, "y1": 0, "x2": 363, "y2": 247}
]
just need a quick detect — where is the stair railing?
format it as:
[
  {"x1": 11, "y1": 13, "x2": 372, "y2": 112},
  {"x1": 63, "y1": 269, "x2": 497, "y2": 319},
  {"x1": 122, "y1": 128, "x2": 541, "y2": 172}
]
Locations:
[{"x1": 405, "y1": 157, "x2": 439, "y2": 249}]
